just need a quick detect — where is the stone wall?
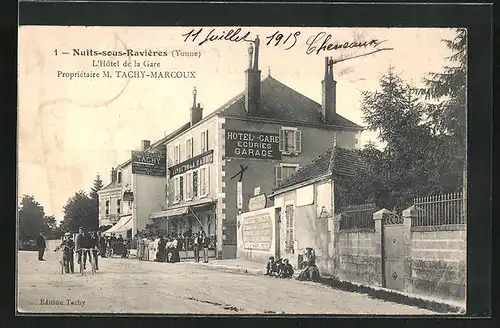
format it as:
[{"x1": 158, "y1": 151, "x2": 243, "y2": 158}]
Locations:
[
  {"x1": 410, "y1": 225, "x2": 466, "y2": 301},
  {"x1": 337, "y1": 228, "x2": 382, "y2": 286}
]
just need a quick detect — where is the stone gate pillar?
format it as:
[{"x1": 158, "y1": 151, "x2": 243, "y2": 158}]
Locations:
[{"x1": 402, "y1": 205, "x2": 417, "y2": 293}]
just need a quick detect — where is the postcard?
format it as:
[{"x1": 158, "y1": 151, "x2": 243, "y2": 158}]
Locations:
[{"x1": 17, "y1": 26, "x2": 467, "y2": 315}]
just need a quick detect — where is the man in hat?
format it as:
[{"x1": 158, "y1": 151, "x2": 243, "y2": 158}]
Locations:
[
  {"x1": 55, "y1": 233, "x2": 75, "y2": 273},
  {"x1": 192, "y1": 232, "x2": 201, "y2": 263},
  {"x1": 36, "y1": 232, "x2": 46, "y2": 261},
  {"x1": 89, "y1": 230, "x2": 99, "y2": 270},
  {"x1": 200, "y1": 231, "x2": 211, "y2": 263}
]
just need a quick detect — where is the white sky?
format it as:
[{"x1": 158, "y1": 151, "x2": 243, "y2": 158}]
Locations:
[{"x1": 18, "y1": 26, "x2": 457, "y2": 220}]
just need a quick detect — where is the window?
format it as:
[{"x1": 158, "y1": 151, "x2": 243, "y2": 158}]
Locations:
[
  {"x1": 285, "y1": 204, "x2": 294, "y2": 253},
  {"x1": 279, "y1": 127, "x2": 302, "y2": 155},
  {"x1": 186, "y1": 137, "x2": 194, "y2": 159},
  {"x1": 193, "y1": 170, "x2": 198, "y2": 198},
  {"x1": 275, "y1": 164, "x2": 300, "y2": 186},
  {"x1": 117, "y1": 171, "x2": 122, "y2": 183},
  {"x1": 174, "y1": 144, "x2": 180, "y2": 165},
  {"x1": 179, "y1": 175, "x2": 184, "y2": 201},
  {"x1": 105, "y1": 200, "x2": 110, "y2": 215},
  {"x1": 117, "y1": 199, "x2": 121, "y2": 214},
  {"x1": 186, "y1": 172, "x2": 193, "y2": 200},
  {"x1": 201, "y1": 130, "x2": 209, "y2": 153},
  {"x1": 199, "y1": 166, "x2": 210, "y2": 196}
]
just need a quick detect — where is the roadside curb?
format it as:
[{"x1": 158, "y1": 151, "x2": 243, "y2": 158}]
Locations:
[
  {"x1": 317, "y1": 276, "x2": 466, "y2": 314},
  {"x1": 185, "y1": 261, "x2": 264, "y2": 276},
  {"x1": 185, "y1": 261, "x2": 465, "y2": 314}
]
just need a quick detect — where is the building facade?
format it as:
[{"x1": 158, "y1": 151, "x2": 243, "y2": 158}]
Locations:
[
  {"x1": 98, "y1": 130, "x2": 188, "y2": 238},
  {"x1": 150, "y1": 36, "x2": 362, "y2": 260}
]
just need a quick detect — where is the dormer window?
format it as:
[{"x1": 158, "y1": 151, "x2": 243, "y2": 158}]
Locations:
[
  {"x1": 279, "y1": 127, "x2": 302, "y2": 155},
  {"x1": 117, "y1": 171, "x2": 122, "y2": 184}
]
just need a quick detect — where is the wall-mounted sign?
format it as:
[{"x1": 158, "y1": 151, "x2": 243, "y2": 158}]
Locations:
[
  {"x1": 168, "y1": 150, "x2": 214, "y2": 178},
  {"x1": 237, "y1": 181, "x2": 243, "y2": 210},
  {"x1": 123, "y1": 190, "x2": 134, "y2": 202},
  {"x1": 248, "y1": 194, "x2": 267, "y2": 212},
  {"x1": 131, "y1": 149, "x2": 166, "y2": 177},
  {"x1": 241, "y1": 214, "x2": 273, "y2": 250},
  {"x1": 254, "y1": 186, "x2": 260, "y2": 196},
  {"x1": 225, "y1": 130, "x2": 281, "y2": 160}
]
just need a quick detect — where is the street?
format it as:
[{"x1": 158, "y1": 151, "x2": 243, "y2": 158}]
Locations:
[{"x1": 17, "y1": 250, "x2": 435, "y2": 314}]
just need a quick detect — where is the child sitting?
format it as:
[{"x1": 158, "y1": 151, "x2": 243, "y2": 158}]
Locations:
[
  {"x1": 280, "y1": 259, "x2": 294, "y2": 278},
  {"x1": 265, "y1": 256, "x2": 278, "y2": 276}
]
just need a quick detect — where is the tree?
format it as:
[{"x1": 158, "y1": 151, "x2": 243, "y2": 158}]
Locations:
[
  {"x1": 89, "y1": 174, "x2": 104, "y2": 229},
  {"x1": 420, "y1": 28, "x2": 467, "y2": 203},
  {"x1": 90, "y1": 175, "x2": 104, "y2": 200},
  {"x1": 18, "y1": 195, "x2": 45, "y2": 241},
  {"x1": 337, "y1": 66, "x2": 463, "y2": 211},
  {"x1": 40, "y1": 215, "x2": 64, "y2": 240},
  {"x1": 60, "y1": 191, "x2": 97, "y2": 233}
]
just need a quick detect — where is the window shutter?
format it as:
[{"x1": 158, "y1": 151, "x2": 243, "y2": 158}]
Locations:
[
  {"x1": 191, "y1": 138, "x2": 194, "y2": 158},
  {"x1": 205, "y1": 167, "x2": 210, "y2": 196},
  {"x1": 279, "y1": 128, "x2": 285, "y2": 152},
  {"x1": 201, "y1": 131, "x2": 205, "y2": 153},
  {"x1": 205, "y1": 130, "x2": 208, "y2": 152},
  {"x1": 295, "y1": 130, "x2": 302, "y2": 153},
  {"x1": 275, "y1": 165, "x2": 282, "y2": 186}
]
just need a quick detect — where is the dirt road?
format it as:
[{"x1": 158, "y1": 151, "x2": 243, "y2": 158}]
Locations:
[{"x1": 17, "y1": 250, "x2": 435, "y2": 314}]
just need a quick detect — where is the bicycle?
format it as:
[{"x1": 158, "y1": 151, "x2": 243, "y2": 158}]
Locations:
[{"x1": 77, "y1": 247, "x2": 100, "y2": 275}]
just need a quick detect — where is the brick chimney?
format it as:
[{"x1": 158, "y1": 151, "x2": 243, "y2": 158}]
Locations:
[
  {"x1": 245, "y1": 36, "x2": 262, "y2": 116},
  {"x1": 321, "y1": 57, "x2": 337, "y2": 122},
  {"x1": 190, "y1": 87, "x2": 203, "y2": 126},
  {"x1": 141, "y1": 140, "x2": 151, "y2": 151},
  {"x1": 110, "y1": 167, "x2": 117, "y2": 183}
]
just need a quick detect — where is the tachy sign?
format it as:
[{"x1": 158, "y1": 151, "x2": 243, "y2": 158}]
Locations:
[
  {"x1": 131, "y1": 149, "x2": 166, "y2": 177},
  {"x1": 225, "y1": 130, "x2": 281, "y2": 160}
]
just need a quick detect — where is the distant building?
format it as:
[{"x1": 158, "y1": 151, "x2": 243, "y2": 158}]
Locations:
[
  {"x1": 98, "y1": 125, "x2": 189, "y2": 238},
  {"x1": 150, "y1": 36, "x2": 362, "y2": 260}
]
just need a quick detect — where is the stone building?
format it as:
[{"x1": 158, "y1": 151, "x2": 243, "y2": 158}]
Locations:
[{"x1": 150, "y1": 36, "x2": 362, "y2": 259}]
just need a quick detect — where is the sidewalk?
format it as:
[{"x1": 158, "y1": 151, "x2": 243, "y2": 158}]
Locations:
[
  {"x1": 183, "y1": 258, "x2": 265, "y2": 276},
  {"x1": 184, "y1": 258, "x2": 465, "y2": 314}
]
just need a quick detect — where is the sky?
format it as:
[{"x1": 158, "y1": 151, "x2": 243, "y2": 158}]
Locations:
[{"x1": 18, "y1": 26, "x2": 457, "y2": 221}]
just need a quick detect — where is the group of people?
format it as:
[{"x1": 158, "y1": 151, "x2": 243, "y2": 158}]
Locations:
[
  {"x1": 153, "y1": 231, "x2": 211, "y2": 263},
  {"x1": 265, "y1": 257, "x2": 294, "y2": 278},
  {"x1": 53, "y1": 227, "x2": 101, "y2": 274},
  {"x1": 101, "y1": 233, "x2": 128, "y2": 258},
  {"x1": 265, "y1": 247, "x2": 321, "y2": 282}
]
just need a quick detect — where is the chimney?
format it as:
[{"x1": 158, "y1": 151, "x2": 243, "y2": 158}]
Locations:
[
  {"x1": 110, "y1": 167, "x2": 117, "y2": 183},
  {"x1": 321, "y1": 57, "x2": 337, "y2": 122},
  {"x1": 190, "y1": 87, "x2": 203, "y2": 126},
  {"x1": 141, "y1": 140, "x2": 151, "y2": 151},
  {"x1": 245, "y1": 36, "x2": 262, "y2": 116}
]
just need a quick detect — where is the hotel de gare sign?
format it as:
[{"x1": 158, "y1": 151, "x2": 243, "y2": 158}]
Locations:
[
  {"x1": 131, "y1": 149, "x2": 166, "y2": 177},
  {"x1": 225, "y1": 130, "x2": 281, "y2": 160},
  {"x1": 168, "y1": 150, "x2": 214, "y2": 178}
]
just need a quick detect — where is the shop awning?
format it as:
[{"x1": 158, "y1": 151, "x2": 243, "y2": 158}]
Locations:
[
  {"x1": 149, "y1": 199, "x2": 215, "y2": 220},
  {"x1": 150, "y1": 207, "x2": 188, "y2": 220},
  {"x1": 103, "y1": 214, "x2": 133, "y2": 236}
]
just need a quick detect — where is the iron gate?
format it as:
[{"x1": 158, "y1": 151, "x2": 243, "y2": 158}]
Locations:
[{"x1": 382, "y1": 212, "x2": 405, "y2": 291}]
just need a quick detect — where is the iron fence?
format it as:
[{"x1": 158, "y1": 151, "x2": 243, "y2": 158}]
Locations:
[
  {"x1": 413, "y1": 192, "x2": 465, "y2": 227},
  {"x1": 339, "y1": 203, "x2": 377, "y2": 230}
]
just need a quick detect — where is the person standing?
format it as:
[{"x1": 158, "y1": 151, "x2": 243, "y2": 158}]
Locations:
[
  {"x1": 65, "y1": 234, "x2": 75, "y2": 273},
  {"x1": 193, "y1": 233, "x2": 201, "y2": 263},
  {"x1": 98, "y1": 231, "x2": 106, "y2": 258},
  {"x1": 89, "y1": 231, "x2": 99, "y2": 270},
  {"x1": 36, "y1": 232, "x2": 46, "y2": 261},
  {"x1": 156, "y1": 235, "x2": 166, "y2": 262},
  {"x1": 75, "y1": 227, "x2": 90, "y2": 270},
  {"x1": 201, "y1": 231, "x2": 211, "y2": 263}
]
